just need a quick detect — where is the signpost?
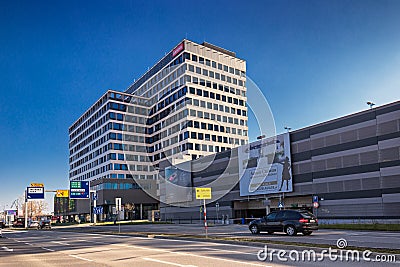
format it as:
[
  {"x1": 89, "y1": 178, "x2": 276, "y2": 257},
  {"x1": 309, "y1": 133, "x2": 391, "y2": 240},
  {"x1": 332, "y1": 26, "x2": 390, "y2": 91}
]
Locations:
[
  {"x1": 195, "y1": 188, "x2": 212, "y2": 238},
  {"x1": 93, "y1": 206, "x2": 103, "y2": 214},
  {"x1": 26, "y1": 187, "x2": 45, "y2": 200},
  {"x1": 313, "y1": 195, "x2": 319, "y2": 217},
  {"x1": 30, "y1": 183, "x2": 44, "y2": 187},
  {"x1": 56, "y1": 190, "x2": 69, "y2": 198},
  {"x1": 115, "y1": 197, "x2": 122, "y2": 233},
  {"x1": 69, "y1": 181, "x2": 89, "y2": 199}
]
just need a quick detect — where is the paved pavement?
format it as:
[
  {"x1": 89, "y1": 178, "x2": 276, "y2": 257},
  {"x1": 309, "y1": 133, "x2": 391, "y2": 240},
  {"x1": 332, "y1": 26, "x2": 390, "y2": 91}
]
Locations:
[
  {"x1": 54, "y1": 223, "x2": 400, "y2": 250},
  {"x1": 1, "y1": 229, "x2": 398, "y2": 267}
]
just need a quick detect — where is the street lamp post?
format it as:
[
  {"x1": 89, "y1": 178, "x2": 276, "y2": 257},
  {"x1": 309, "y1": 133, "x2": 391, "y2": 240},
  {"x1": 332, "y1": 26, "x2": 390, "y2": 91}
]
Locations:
[{"x1": 215, "y1": 202, "x2": 219, "y2": 224}]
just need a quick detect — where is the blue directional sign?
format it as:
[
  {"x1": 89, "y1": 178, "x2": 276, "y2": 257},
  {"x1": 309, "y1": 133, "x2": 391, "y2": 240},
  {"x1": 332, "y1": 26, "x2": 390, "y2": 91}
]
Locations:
[
  {"x1": 313, "y1": 195, "x2": 319, "y2": 203},
  {"x1": 26, "y1": 187, "x2": 45, "y2": 200},
  {"x1": 93, "y1": 206, "x2": 103, "y2": 214},
  {"x1": 278, "y1": 201, "x2": 284, "y2": 208},
  {"x1": 70, "y1": 181, "x2": 90, "y2": 199}
]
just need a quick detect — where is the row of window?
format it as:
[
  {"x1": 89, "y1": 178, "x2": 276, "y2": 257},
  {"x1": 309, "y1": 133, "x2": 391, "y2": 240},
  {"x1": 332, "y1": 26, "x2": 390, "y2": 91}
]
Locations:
[
  {"x1": 186, "y1": 75, "x2": 246, "y2": 97},
  {"x1": 189, "y1": 87, "x2": 245, "y2": 105},
  {"x1": 188, "y1": 64, "x2": 245, "y2": 87},
  {"x1": 69, "y1": 94, "x2": 107, "y2": 134},
  {"x1": 187, "y1": 52, "x2": 245, "y2": 77},
  {"x1": 95, "y1": 182, "x2": 143, "y2": 190}
]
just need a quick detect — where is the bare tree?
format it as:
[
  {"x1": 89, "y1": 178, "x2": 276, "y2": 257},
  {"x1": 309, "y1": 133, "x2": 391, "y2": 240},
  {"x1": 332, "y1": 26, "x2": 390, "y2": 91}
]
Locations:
[{"x1": 20, "y1": 200, "x2": 48, "y2": 219}]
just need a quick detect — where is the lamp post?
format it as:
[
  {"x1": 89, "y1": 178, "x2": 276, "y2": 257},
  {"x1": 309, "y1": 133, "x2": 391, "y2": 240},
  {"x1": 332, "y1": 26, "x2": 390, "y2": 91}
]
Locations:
[{"x1": 215, "y1": 202, "x2": 219, "y2": 224}]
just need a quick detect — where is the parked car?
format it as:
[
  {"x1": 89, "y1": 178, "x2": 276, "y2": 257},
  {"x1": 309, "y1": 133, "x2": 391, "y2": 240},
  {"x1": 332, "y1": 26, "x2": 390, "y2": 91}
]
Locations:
[
  {"x1": 12, "y1": 218, "x2": 25, "y2": 228},
  {"x1": 28, "y1": 221, "x2": 39, "y2": 228},
  {"x1": 249, "y1": 210, "x2": 318, "y2": 236},
  {"x1": 38, "y1": 220, "x2": 51, "y2": 230}
]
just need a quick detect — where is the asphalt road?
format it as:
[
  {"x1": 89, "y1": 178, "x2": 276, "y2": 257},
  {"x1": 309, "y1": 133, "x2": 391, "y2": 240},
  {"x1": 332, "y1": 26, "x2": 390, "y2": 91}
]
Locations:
[
  {"x1": 59, "y1": 223, "x2": 400, "y2": 250},
  {"x1": 1, "y1": 228, "x2": 398, "y2": 267}
]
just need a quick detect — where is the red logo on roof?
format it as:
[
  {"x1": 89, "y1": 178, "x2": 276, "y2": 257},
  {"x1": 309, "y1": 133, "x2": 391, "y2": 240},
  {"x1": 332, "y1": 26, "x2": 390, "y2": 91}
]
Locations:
[{"x1": 172, "y1": 42, "x2": 184, "y2": 57}]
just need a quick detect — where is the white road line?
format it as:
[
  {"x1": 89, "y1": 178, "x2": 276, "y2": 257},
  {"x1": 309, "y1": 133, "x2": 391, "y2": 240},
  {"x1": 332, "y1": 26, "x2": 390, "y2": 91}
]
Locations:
[
  {"x1": 112, "y1": 244, "x2": 269, "y2": 267},
  {"x1": 1, "y1": 246, "x2": 14, "y2": 252},
  {"x1": 199, "y1": 247, "x2": 255, "y2": 256},
  {"x1": 41, "y1": 247, "x2": 55, "y2": 252},
  {"x1": 69, "y1": 255, "x2": 93, "y2": 262},
  {"x1": 143, "y1": 257, "x2": 197, "y2": 267},
  {"x1": 51, "y1": 241, "x2": 70, "y2": 246}
]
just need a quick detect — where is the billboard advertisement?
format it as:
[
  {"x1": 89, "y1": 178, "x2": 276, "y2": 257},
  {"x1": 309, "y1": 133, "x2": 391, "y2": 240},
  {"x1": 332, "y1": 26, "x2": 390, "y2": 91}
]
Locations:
[
  {"x1": 239, "y1": 133, "x2": 293, "y2": 196},
  {"x1": 165, "y1": 161, "x2": 193, "y2": 204}
]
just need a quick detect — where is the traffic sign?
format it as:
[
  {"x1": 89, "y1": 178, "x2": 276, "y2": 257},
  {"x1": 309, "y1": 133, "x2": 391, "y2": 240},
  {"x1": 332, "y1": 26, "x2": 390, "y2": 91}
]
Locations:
[
  {"x1": 92, "y1": 193, "x2": 98, "y2": 201},
  {"x1": 56, "y1": 190, "x2": 69, "y2": 198},
  {"x1": 278, "y1": 201, "x2": 284, "y2": 208},
  {"x1": 26, "y1": 187, "x2": 44, "y2": 200},
  {"x1": 313, "y1": 195, "x2": 319, "y2": 203},
  {"x1": 93, "y1": 206, "x2": 103, "y2": 214},
  {"x1": 30, "y1": 183, "x2": 44, "y2": 187},
  {"x1": 313, "y1": 202, "x2": 319, "y2": 208},
  {"x1": 69, "y1": 181, "x2": 90, "y2": 199},
  {"x1": 195, "y1": 188, "x2": 212, "y2": 199}
]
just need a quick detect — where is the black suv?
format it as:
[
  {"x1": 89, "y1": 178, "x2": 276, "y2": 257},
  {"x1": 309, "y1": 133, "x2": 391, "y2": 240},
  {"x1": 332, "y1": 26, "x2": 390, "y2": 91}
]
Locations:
[{"x1": 249, "y1": 210, "x2": 318, "y2": 236}]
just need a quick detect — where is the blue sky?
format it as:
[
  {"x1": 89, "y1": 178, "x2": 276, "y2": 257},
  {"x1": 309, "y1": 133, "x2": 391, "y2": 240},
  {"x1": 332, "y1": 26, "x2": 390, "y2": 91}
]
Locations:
[{"x1": 1, "y1": 0, "x2": 399, "y2": 211}]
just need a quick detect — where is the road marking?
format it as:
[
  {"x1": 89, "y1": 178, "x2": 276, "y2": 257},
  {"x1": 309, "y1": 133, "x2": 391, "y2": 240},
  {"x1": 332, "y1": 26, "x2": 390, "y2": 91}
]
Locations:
[
  {"x1": 112, "y1": 244, "x2": 269, "y2": 266},
  {"x1": 51, "y1": 241, "x2": 70, "y2": 246},
  {"x1": 69, "y1": 255, "x2": 93, "y2": 262},
  {"x1": 143, "y1": 257, "x2": 197, "y2": 267},
  {"x1": 1, "y1": 246, "x2": 14, "y2": 252},
  {"x1": 199, "y1": 247, "x2": 255, "y2": 256},
  {"x1": 42, "y1": 247, "x2": 55, "y2": 252}
]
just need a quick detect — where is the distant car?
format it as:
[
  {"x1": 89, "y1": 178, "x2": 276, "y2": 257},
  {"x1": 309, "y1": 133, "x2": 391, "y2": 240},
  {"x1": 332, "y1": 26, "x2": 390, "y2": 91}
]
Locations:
[
  {"x1": 12, "y1": 218, "x2": 25, "y2": 228},
  {"x1": 38, "y1": 220, "x2": 51, "y2": 230},
  {"x1": 28, "y1": 221, "x2": 40, "y2": 228},
  {"x1": 249, "y1": 210, "x2": 318, "y2": 236}
]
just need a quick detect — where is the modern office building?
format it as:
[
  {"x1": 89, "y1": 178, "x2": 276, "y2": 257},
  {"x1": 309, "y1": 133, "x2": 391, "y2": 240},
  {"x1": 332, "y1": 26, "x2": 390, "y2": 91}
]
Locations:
[
  {"x1": 68, "y1": 39, "x2": 248, "y2": 220},
  {"x1": 161, "y1": 100, "x2": 400, "y2": 222}
]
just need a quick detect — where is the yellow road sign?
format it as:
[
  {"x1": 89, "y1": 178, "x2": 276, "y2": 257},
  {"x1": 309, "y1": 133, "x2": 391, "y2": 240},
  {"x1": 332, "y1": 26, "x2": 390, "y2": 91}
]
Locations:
[
  {"x1": 56, "y1": 190, "x2": 69, "y2": 198},
  {"x1": 196, "y1": 188, "x2": 212, "y2": 199},
  {"x1": 30, "y1": 183, "x2": 44, "y2": 187}
]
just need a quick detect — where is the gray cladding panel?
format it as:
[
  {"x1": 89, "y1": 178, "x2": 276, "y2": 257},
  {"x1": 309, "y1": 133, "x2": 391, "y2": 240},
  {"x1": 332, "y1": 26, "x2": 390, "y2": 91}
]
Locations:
[
  {"x1": 326, "y1": 157, "x2": 342, "y2": 170},
  {"x1": 361, "y1": 177, "x2": 381, "y2": 190},
  {"x1": 343, "y1": 179, "x2": 362, "y2": 191},
  {"x1": 360, "y1": 151, "x2": 379, "y2": 165},
  {"x1": 313, "y1": 182, "x2": 328, "y2": 193},
  {"x1": 378, "y1": 120, "x2": 398, "y2": 135},
  {"x1": 328, "y1": 181, "x2": 344, "y2": 192},
  {"x1": 325, "y1": 134, "x2": 341, "y2": 147},
  {"x1": 341, "y1": 130, "x2": 358, "y2": 143},
  {"x1": 357, "y1": 125, "x2": 377, "y2": 139},
  {"x1": 342, "y1": 154, "x2": 360, "y2": 167},
  {"x1": 381, "y1": 175, "x2": 400, "y2": 188},
  {"x1": 380, "y1": 147, "x2": 400, "y2": 162}
]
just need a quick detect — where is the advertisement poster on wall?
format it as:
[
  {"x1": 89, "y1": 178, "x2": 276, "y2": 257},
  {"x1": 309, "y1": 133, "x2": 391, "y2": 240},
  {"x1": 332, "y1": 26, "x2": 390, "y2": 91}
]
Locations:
[
  {"x1": 164, "y1": 161, "x2": 193, "y2": 204},
  {"x1": 239, "y1": 133, "x2": 293, "y2": 196}
]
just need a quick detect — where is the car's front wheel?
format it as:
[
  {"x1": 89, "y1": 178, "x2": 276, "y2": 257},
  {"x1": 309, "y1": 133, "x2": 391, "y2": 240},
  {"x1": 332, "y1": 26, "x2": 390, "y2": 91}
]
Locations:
[
  {"x1": 249, "y1": 224, "x2": 260, "y2": 234},
  {"x1": 285, "y1": 225, "x2": 297, "y2": 236}
]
